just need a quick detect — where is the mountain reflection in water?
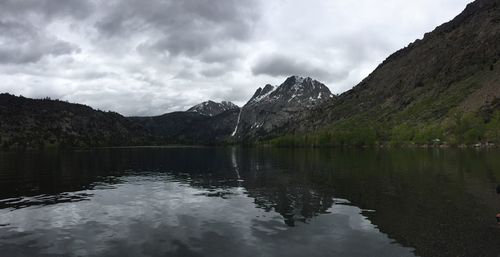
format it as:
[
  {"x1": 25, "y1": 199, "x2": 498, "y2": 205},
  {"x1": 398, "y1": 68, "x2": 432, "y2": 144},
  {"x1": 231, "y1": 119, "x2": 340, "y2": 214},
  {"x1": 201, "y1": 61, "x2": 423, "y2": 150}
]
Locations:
[{"x1": 0, "y1": 147, "x2": 500, "y2": 257}]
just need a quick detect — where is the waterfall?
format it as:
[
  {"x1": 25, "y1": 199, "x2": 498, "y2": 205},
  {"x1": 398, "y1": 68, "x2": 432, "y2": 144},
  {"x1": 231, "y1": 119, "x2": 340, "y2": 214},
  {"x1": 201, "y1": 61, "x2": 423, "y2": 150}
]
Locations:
[{"x1": 231, "y1": 109, "x2": 242, "y2": 137}]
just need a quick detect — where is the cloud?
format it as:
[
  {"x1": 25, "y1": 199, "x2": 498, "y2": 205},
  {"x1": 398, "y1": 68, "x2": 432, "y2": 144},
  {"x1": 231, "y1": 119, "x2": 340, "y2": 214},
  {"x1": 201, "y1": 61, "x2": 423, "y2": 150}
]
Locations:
[
  {"x1": 251, "y1": 54, "x2": 349, "y2": 82},
  {"x1": 0, "y1": 20, "x2": 80, "y2": 64},
  {"x1": 199, "y1": 47, "x2": 243, "y2": 64},
  {"x1": 96, "y1": 0, "x2": 260, "y2": 58},
  {"x1": 0, "y1": 0, "x2": 473, "y2": 115},
  {"x1": 0, "y1": 0, "x2": 93, "y2": 21},
  {"x1": 200, "y1": 66, "x2": 228, "y2": 78}
]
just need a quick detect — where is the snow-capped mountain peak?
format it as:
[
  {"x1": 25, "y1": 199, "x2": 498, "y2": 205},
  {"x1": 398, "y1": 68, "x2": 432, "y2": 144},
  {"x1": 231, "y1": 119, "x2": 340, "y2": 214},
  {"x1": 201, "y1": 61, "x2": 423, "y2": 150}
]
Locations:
[
  {"x1": 187, "y1": 100, "x2": 239, "y2": 116},
  {"x1": 232, "y1": 76, "x2": 336, "y2": 139},
  {"x1": 246, "y1": 76, "x2": 333, "y2": 107}
]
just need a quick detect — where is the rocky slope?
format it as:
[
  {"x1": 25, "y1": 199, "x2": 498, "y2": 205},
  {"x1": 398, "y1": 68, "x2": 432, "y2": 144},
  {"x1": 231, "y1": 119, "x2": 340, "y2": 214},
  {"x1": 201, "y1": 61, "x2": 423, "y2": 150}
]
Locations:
[
  {"x1": 232, "y1": 76, "x2": 334, "y2": 141},
  {"x1": 294, "y1": 0, "x2": 500, "y2": 133},
  {"x1": 187, "y1": 100, "x2": 239, "y2": 116}
]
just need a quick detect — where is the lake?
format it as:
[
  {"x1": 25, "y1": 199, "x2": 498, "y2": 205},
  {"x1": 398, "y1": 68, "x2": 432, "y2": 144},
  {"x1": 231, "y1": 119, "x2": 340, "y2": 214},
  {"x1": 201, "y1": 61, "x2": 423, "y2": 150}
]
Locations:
[{"x1": 0, "y1": 147, "x2": 499, "y2": 257}]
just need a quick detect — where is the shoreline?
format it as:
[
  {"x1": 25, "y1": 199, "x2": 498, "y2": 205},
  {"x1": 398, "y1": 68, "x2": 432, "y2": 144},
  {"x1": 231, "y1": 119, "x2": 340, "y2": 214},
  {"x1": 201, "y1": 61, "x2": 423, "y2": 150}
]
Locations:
[{"x1": 1, "y1": 142, "x2": 498, "y2": 152}]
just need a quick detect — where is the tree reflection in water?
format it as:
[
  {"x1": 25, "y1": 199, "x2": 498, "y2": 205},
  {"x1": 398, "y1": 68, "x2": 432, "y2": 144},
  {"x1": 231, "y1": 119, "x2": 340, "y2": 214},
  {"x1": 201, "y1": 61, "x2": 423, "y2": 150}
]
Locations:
[{"x1": 0, "y1": 147, "x2": 499, "y2": 257}]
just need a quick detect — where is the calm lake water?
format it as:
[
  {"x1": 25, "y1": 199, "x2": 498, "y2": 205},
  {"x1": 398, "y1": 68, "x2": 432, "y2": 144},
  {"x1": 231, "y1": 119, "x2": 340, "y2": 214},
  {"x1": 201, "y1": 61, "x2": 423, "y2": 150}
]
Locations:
[{"x1": 0, "y1": 147, "x2": 500, "y2": 257}]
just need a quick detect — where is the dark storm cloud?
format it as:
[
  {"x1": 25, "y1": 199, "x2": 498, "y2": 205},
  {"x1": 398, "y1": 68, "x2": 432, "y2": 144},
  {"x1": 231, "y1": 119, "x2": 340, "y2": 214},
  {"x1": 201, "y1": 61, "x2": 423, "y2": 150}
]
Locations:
[
  {"x1": 0, "y1": 0, "x2": 89, "y2": 64},
  {"x1": 0, "y1": 0, "x2": 93, "y2": 20},
  {"x1": 251, "y1": 54, "x2": 349, "y2": 82},
  {"x1": 0, "y1": 20, "x2": 79, "y2": 64},
  {"x1": 96, "y1": 0, "x2": 259, "y2": 58}
]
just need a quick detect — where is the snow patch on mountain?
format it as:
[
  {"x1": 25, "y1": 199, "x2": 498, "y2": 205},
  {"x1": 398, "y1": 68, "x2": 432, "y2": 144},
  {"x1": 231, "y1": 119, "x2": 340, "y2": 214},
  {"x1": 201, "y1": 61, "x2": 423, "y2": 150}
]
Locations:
[
  {"x1": 231, "y1": 75, "x2": 335, "y2": 139},
  {"x1": 187, "y1": 100, "x2": 239, "y2": 116}
]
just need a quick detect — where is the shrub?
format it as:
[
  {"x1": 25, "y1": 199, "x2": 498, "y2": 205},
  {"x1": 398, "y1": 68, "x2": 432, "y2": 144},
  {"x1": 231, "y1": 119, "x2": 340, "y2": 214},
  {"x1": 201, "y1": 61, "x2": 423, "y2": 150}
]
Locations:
[{"x1": 390, "y1": 124, "x2": 415, "y2": 146}]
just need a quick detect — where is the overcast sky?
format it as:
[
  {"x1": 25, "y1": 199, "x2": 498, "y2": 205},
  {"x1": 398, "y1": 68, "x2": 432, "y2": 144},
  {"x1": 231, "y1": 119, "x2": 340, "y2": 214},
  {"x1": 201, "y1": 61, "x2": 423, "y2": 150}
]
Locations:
[{"x1": 0, "y1": 0, "x2": 473, "y2": 116}]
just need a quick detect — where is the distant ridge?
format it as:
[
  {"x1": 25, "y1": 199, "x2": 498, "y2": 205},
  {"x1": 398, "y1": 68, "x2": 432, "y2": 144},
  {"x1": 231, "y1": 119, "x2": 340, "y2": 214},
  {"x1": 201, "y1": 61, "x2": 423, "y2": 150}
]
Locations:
[{"x1": 187, "y1": 100, "x2": 239, "y2": 116}]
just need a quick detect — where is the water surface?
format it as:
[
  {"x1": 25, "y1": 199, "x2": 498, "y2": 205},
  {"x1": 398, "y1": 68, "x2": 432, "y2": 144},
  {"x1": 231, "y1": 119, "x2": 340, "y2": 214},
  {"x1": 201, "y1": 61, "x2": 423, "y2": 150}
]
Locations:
[{"x1": 0, "y1": 147, "x2": 499, "y2": 257}]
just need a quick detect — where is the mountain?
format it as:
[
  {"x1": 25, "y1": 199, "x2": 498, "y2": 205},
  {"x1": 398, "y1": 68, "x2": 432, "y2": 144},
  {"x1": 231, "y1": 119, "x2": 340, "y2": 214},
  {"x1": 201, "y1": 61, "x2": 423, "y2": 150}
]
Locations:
[
  {"x1": 271, "y1": 0, "x2": 500, "y2": 146},
  {"x1": 1, "y1": 0, "x2": 499, "y2": 148},
  {"x1": 330, "y1": 0, "x2": 500, "y2": 123},
  {"x1": 132, "y1": 100, "x2": 240, "y2": 144},
  {"x1": 132, "y1": 76, "x2": 333, "y2": 144},
  {"x1": 232, "y1": 76, "x2": 334, "y2": 141},
  {"x1": 0, "y1": 93, "x2": 151, "y2": 149},
  {"x1": 131, "y1": 108, "x2": 240, "y2": 145},
  {"x1": 187, "y1": 100, "x2": 239, "y2": 116},
  {"x1": 0, "y1": 93, "x2": 242, "y2": 149},
  {"x1": 0, "y1": 75, "x2": 331, "y2": 148}
]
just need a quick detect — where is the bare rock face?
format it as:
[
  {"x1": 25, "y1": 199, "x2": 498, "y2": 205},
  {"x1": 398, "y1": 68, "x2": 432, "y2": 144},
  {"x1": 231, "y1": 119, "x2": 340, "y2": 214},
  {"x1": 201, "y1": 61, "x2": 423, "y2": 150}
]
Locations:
[
  {"x1": 187, "y1": 100, "x2": 239, "y2": 116},
  {"x1": 232, "y1": 76, "x2": 335, "y2": 141}
]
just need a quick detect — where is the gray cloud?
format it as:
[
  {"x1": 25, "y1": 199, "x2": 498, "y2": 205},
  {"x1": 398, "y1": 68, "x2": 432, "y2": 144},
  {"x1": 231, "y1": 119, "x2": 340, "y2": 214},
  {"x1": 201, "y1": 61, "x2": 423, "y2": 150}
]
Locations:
[
  {"x1": 0, "y1": 0, "x2": 473, "y2": 115},
  {"x1": 0, "y1": 0, "x2": 93, "y2": 21},
  {"x1": 96, "y1": 0, "x2": 259, "y2": 58},
  {"x1": 200, "y1": 66, "x2": 227, "y2": 78},
  {"x1": 199, "y1": 47, "x2": 243, "y2": 64},
  {"x1": 0, "y1": 20, "x2": 79, "y2": 64},
  {"x1": 251, "y1": 54, "x2": 349, "y2": 82}
]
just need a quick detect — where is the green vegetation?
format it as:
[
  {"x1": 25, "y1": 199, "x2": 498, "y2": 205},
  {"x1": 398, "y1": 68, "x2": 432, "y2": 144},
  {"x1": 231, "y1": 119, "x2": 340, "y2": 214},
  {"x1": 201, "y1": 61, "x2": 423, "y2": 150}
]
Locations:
[
  {"x1": 267, "y1": 110, "x2": 500, "y2": 148},
  {"x1": 268, "y1": 120, "x2": 378, "y2": 148}
]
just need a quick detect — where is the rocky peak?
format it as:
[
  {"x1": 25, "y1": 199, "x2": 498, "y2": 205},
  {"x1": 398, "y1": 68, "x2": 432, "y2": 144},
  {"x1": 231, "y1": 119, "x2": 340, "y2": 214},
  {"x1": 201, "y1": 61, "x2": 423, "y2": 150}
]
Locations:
[
  {"x1": 231, "y1": 76, "x2": 335, "y2": 140},
  {"x1": 246, "y1": 76, "x2": 333, "y2": 107},
  {"x1": 248, "y1": 84, "x2": 275, "y2": 104},
  {"x1": 274, "y1": 76, "x2": 333, "y2": 100},
  {"x1": 187, "y1": 100, "x2": 239, "y2": 116}
]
